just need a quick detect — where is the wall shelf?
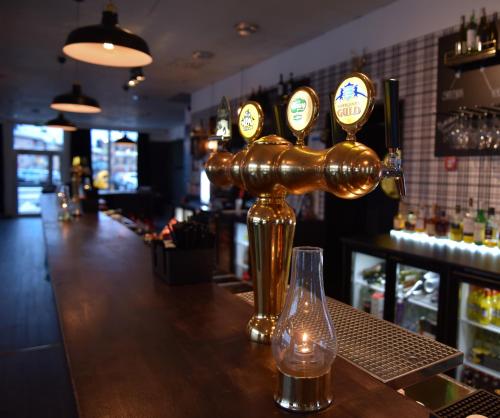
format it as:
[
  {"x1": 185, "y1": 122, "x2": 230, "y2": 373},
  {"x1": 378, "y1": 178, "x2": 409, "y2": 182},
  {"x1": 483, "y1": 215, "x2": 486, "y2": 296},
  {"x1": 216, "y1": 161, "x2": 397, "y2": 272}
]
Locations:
[{"x1": 444, "y1": 40, "x2": 497, "y2": 69}]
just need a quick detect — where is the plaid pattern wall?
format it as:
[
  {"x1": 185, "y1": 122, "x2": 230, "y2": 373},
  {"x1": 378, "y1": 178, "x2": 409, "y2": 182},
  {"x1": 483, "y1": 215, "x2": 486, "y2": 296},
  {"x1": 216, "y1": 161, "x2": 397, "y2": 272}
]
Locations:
[{"x1": 192, "y1": 26, "x2": 500, "y2": 214}]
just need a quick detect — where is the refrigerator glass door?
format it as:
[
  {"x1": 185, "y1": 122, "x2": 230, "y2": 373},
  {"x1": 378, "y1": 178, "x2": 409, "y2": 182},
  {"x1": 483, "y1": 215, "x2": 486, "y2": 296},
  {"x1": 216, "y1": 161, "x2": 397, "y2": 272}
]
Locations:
[
  {"x1": 458, "y1": 282, "x2": 500, "y2": 392},
  {"x1": 351, "y1": 252, "x2": 386, "y2": 319},
  {"x1": 395, "y1": 264, "x2": 439, "y2": 339},
  {"x1": 234, "y1": 222, "x2": 249, "y2": 280}
]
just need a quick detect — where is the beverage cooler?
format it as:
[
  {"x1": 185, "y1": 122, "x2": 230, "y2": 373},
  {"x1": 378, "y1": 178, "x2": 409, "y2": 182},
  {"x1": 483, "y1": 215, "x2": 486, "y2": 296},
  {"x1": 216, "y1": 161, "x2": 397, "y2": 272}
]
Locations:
[
  {"x1": 452, "y1": 272, "x2": 500, "y2": 394},
  {"x1": 349, "y1": 251, "x2": 443, "y2": 340},
  {"x1": 342, "y1": 235, "x2": 500, "y2": 394}
]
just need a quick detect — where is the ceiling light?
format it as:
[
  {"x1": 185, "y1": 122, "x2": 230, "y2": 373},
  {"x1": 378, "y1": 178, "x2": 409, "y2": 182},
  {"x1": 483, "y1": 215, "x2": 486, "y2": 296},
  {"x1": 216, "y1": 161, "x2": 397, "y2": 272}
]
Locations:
[
  {"x1": 63, "y1": 2, "x2": 153, "y2": 68},
  {"x1": 192, "y1": 50, "x2": 214, "y2": 60},
  {"x1": 45, "y1": 112, "x2": 77, "y2": 132},
  {"x1": 114, "y1": 134, "x2": 135, "y2": 145},
  {"x1": 51, "y1": 83, "x2": 101, "y2": 114},
  {"x1": 234, "y1": 22, "x2": 259, "y2": 37}
]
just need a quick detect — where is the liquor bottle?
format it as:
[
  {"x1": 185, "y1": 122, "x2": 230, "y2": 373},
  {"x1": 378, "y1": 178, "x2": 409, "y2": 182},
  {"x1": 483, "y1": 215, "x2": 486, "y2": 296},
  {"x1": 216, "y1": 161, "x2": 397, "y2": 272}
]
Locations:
[
  {"x1": 477, "y1": 8, "x2": 489, "y2": 51},
  {"x1": 286, "y1": 72, "x2": 294, "y2": 95},
  {"x1": 393, "y1": 201, "x2": 406, "y2": 231},
  {"x1": 435, "y1": 210, "x2": 449, "y2": 238},
  {"x1": 485, "y1": 207, "x2": 498, "y2": 247},
  {"x1": 463, "y1": 198, "x2": 475, "y2": 243},
  {"x1": 415, "y1": 206, "x2": 426, "y2": 232},
  {"x1": 489, "y1": 12, "x2": 498, "y2": 42},
  {"x1": 406, "y1": 209, "x2": 416, "y2": 232},
  {"x1": 449, "y1": 204, "x2": 463, "y2": 241},
  {"x1": 456, "y1": 15, "x2": 467, "y2": 55},
  {"x1": 473, "y1": 204, "x2": 486, "y2": 245},
  {"x1": 277, "y1": 73, "x2": 286, "y2": 99},
  {"x1": 466, "y1": 11, "x2": 478, "y2": 52},
  {"x1": 425, "y1": 204, "x2": 437, "y2": 236}
]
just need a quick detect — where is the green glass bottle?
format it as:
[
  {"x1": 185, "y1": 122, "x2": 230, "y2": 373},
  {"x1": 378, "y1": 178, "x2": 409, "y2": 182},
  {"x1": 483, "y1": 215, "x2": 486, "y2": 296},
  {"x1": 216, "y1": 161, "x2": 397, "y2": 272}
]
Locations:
[{"x1": 473, "y1": 204, "x2": 486, "y2": 245}]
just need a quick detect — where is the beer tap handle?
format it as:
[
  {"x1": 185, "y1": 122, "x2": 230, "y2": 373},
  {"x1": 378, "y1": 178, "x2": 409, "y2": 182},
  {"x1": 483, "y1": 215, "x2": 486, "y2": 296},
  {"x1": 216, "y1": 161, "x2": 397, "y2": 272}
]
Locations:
[
  {"x1": 383, "y1": 78, "x2": 406, "y2": 196},
  {"x1": 384, "y1": 78, "x2": 400, "y2": 152}
]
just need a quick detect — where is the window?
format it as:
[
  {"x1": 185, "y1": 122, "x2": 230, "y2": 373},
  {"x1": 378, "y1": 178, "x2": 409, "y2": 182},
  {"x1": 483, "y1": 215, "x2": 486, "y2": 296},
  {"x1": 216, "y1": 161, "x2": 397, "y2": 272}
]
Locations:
[
  {"x1": 90, "y1": 129, "x2": 138, "y2": 191},
  {"x1": 14, "y1": 124, "x2": 64, "y2": 151}
]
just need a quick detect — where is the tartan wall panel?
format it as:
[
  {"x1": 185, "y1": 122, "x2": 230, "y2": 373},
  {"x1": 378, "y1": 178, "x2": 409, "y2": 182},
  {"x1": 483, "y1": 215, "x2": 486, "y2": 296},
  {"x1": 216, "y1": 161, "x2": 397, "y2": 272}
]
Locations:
[{"x1": 192, "y1": 28, "x2": 500, "y2": 214}]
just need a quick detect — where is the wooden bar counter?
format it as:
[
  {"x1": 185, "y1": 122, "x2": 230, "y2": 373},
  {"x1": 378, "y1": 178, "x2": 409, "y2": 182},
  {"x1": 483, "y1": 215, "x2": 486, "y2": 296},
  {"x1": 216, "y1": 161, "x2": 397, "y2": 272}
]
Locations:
[{"x1": 41, "y1": 195, "x2": 433, "y2": 418}]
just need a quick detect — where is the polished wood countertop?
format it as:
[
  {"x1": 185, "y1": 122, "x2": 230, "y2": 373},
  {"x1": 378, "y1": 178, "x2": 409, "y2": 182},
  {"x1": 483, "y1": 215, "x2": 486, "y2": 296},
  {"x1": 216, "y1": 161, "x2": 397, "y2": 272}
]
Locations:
[{"x1": 41, "y1": 195, "x2": 432, "y2": 418}]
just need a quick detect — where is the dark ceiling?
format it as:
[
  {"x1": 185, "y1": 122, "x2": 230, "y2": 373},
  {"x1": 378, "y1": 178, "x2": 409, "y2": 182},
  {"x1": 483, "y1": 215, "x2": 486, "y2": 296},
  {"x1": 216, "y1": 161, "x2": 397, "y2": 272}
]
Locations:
[{"x1": 0, "y1": 0, "x2": 395, "y2": 131}]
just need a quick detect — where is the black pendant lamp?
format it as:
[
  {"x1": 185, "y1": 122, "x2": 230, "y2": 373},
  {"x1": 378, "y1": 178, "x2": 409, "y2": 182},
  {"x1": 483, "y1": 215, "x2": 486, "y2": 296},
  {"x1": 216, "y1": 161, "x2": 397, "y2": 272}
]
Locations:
[
  {"x1": 63, "y1": 2, "x2": 153, "y2": 68},
  {"x1": 114, "y1": 134, "x2": 135, "y2": 145},
  {"x1": 51, "y1": 83, "x2": 101, "y2": 114},
  {"x1": 45, "y1": 112, "x2": 77, "y2": 132}
]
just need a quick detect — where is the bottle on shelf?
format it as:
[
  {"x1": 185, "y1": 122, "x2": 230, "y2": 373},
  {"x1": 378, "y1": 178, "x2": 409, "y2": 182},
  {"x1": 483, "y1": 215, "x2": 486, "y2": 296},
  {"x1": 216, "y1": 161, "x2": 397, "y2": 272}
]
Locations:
[
  {"x1": 425, "y1": 204, "x2": 437, "y2": 236},
  {"x1": 277, "y1": 73, "x2": 286, "y2": 101},
  {"x1": 466, "y1": 10, "x2": 478, "y2": 52},
  {"x1": 449, "y1": 204, "x2": 463, "y2": 241},
  {"x1": 467, "y1": 285, "x2": 479, "y2": 321},
  {"x1": 477, "y1": 7, "x2": 489, "y2": 51},
  {"x1": 435, "y1": 209, "x2": 450, "y2": 238},
  {"x1": 286, "y1": 72, "x2": 294, "y2": 96},
  {"x1": 463, "y1": 198, "x2": 475, "y2": 243},
  {"x1": 473, "y1": 203, "x2": 486, "y2": 245},
  {"x1": 478, "y1": 288, "x2": 493, "y2": 325},
  {"x1": 393, "y1": 201, "x2": 406, "y2": 231},
  {"x1": 489, "y1": 12, "x2": 498, "y2": 42},
  {"x1": 492, "y1": 290, "x2": 500, "y2": 327},
  {"x1": 406, "y1": 209, "x2": 416, "y2": 232},
  {"x1": 456, "y1": 15, "x2": 467, "y2": 55},
  {"x1": 415, "y1": 205, "x2": 426, "y2": 233},
  {"x1": 485, "y1": 207, "x2": 498, "y2": 247}
]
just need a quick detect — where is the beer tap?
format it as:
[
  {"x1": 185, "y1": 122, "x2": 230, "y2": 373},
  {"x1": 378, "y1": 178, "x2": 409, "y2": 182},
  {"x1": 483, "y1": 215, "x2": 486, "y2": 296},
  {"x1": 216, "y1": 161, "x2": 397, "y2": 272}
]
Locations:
[
  {"x1": 382, "y1": 78, "x2": 406, "y2": 196},
  {"x1": 205, "y1": 72, "x2": 406, "y2": 344}
]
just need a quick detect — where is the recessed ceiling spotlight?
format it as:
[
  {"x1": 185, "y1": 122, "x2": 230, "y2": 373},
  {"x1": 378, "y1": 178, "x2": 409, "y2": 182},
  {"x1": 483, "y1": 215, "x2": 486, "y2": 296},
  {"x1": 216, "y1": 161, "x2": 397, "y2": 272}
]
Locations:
[
  {"x1": 192, "y1": 50, "x2": 215, "y2": 60},
  {"x1": 234, "y1": 22, "x2": 258, "y2": 37}
]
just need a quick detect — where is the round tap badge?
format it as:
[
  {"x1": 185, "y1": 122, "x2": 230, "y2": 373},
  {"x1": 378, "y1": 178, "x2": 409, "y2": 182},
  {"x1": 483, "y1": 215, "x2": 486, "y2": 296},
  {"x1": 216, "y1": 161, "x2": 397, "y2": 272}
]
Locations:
[
  {"x1": 286, "y1": 87, "x2": 319, "y2": 136},
  {"x1": 238, "y1": 101, "x2": 263, "y2": 143},
  {"x1": 333, "y1": 72, "x2": 374, "y2": 133}
]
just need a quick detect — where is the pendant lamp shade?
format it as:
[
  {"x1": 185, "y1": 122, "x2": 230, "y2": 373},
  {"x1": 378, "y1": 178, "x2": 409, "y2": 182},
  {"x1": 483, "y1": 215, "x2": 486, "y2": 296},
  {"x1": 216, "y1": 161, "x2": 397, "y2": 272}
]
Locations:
[
  {"x1": 114, "y1": 134, "x2": 135, "y2": 145},
  {"x1": 62, "y1": 4, "x2": 152, "y2": 68},
  {"x1": 51, "y1": 84, "x2": 101, "y2": 114},
  {"x1": 45, "y1": 113, "x2": 77, "y2": 132}
]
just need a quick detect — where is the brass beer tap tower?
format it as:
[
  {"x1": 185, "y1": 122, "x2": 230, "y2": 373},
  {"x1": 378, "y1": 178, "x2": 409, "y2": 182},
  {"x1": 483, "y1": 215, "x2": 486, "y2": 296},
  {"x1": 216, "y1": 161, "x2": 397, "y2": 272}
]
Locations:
[{"x1": 206, "y1": 73, "x2": 405, "y2": 344}]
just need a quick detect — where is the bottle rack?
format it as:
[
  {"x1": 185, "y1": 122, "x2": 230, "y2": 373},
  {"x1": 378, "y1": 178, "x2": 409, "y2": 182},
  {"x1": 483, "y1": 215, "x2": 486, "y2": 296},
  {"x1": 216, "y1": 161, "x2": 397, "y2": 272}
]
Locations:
[{"x1": 444, "y1": 39, "x2": 498, "y2": 68}]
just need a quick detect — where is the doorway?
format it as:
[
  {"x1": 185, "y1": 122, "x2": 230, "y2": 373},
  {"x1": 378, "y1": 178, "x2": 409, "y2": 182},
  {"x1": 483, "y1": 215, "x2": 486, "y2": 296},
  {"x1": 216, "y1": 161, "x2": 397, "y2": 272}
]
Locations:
[{"x1": 16, "y1": 151, "x2": 61, "y2": 215}]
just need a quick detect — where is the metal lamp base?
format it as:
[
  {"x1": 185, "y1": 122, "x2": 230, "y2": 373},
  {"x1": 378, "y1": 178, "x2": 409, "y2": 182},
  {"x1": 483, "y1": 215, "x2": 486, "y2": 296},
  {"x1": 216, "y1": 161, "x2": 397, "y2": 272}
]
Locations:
[
  {"x1": 274, "y1": 370, "x2": 333, "y2": 412},
  {"x1": 246, "y1": 314, "x2": 278, "y2": 344}
]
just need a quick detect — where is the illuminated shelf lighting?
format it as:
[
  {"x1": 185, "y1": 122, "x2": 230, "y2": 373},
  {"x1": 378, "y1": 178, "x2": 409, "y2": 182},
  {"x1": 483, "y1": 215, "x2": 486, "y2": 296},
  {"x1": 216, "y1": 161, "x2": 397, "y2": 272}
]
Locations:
[{"x1": 390, "y1": 230, "x2": 500, "y2": 256}]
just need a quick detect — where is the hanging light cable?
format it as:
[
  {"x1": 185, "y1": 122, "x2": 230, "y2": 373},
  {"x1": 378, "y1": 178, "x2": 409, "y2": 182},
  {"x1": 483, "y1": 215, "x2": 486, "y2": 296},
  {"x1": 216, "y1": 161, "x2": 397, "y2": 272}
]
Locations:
[
  {"x1": 45, "y1": 56, "x2": 78, "y2": 130},
  {"x1": 63, "y1": 1, "x2": 153, "y2": 68},
  {"x1": 51, "y1": 2, "x2": 101, "y2": 113}
]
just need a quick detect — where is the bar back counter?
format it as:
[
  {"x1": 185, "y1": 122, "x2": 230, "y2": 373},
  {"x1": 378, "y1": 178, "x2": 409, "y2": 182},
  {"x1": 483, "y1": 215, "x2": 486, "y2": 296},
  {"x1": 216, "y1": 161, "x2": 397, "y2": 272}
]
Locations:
[{"x1": 41, "y1": 195, "x2": 469, "y2": 417}]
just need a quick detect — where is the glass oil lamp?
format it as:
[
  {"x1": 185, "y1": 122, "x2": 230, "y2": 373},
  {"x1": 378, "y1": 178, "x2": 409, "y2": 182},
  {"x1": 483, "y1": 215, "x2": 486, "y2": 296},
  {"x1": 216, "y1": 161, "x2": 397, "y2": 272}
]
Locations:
[{"x1": 271, "y1": 247, "x2": 337, "y2": 412}]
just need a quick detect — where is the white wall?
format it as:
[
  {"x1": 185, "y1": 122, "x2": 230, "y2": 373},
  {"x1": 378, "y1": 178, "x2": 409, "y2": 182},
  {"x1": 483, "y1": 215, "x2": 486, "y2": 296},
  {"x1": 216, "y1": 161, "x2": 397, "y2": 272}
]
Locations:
[{"x1": 191, "y1": 0, "x2": 498, "y2": 113}]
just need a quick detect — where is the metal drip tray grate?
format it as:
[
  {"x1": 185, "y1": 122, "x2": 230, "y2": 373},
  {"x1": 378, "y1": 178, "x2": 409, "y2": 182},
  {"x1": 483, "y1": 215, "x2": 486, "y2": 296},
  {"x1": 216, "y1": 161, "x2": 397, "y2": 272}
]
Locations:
[
  {"x1": 434, "y1": 389, "x2": 500, "y2": 418},
  {"x1": 236, "y1": 292, "x2": 463, "y2": 388}
]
